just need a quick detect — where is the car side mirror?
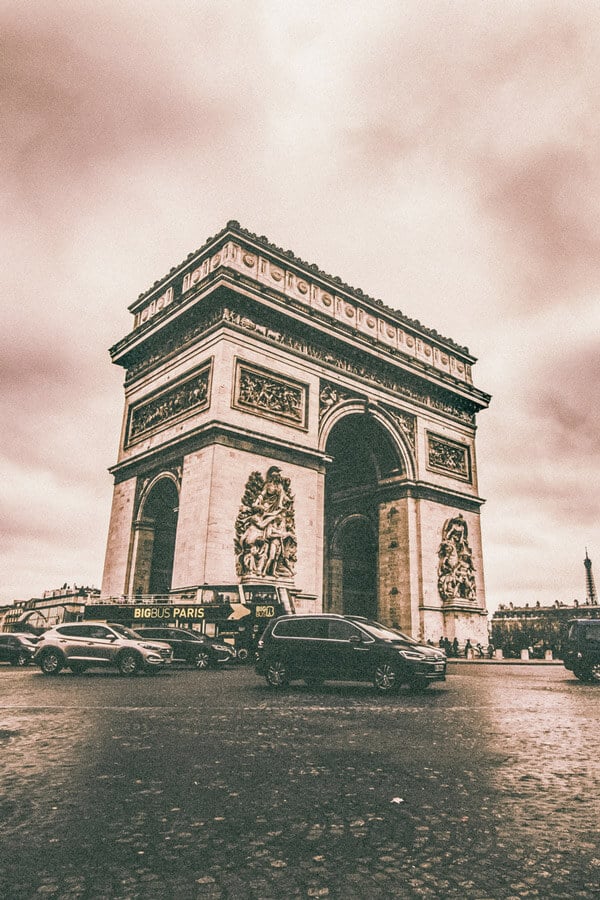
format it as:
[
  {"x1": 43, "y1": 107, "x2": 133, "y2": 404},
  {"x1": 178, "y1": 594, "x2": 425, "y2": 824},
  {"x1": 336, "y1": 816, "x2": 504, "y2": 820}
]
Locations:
[{"x1": 348, "y1": 635, "x2": 361, "y2": 644}]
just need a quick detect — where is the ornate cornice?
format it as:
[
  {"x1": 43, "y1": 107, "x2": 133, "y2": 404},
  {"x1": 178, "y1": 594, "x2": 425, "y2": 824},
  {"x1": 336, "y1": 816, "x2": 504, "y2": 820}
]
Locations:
[
  {"x1": 113, "y1": 222, "x2": 483, "y2": 392},
  {"x1": 127, "y1": 222, "x2": 471, "y2": 355}
]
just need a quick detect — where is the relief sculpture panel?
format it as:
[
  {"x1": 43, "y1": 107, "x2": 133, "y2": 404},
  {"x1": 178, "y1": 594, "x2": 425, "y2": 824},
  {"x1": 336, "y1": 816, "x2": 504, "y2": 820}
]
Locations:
[
  {"x1": 427, "y1": 433, "x2": 471, "y2": 481},
  {"x1": 127, "y1": 364, "x2": 211, "y2": 444},
  {"x1": 233, "y1": 361, "x2": 308, "y2": 429}
]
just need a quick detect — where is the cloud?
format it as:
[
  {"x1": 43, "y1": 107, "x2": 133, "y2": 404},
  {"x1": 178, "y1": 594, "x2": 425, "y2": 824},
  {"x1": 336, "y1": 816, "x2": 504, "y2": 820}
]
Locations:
[
  {"x1": 1, "y1": 0, "x2": 598, "y2": 610},
  {"x1": 327, "y1": 2, "x2": 600, "y2": 312},
  {"x1": 0, "y1": 0, "x2": 277, "y2": 222},
  {"x1": 530, "y1": 339, "x2": 600, "y2": 455}
]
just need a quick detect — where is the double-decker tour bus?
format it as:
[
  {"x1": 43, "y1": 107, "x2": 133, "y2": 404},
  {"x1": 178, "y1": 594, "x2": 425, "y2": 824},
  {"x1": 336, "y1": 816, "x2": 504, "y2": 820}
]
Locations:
[{"x1": 83, "y1": 583, "x2": 295, "y2": 661}]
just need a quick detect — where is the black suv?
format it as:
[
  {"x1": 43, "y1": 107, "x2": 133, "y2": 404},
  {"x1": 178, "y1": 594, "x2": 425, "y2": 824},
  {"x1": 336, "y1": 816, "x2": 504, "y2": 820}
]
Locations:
[
  {"x1": 0, "y1": 633, "x2": 37, "y2": 667},
  {"x1": 563, "y1": 618, "x2": 600, "y2": 682},
  {"x1": 255, "y1": 614, "x2": 446, "y2": 692},
  {"x1": 133, "y1": 627, "x2": 235, "y2": 668}
]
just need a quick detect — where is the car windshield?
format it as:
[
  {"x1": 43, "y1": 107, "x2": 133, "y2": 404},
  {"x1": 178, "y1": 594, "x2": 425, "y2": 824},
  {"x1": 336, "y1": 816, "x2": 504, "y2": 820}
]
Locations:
[
  {"x1": 349, "y1": 618, "x2": 419, "y2": 644},
  {"x1": 110, "y1": 624, "x2": 144, "y2": 640}
]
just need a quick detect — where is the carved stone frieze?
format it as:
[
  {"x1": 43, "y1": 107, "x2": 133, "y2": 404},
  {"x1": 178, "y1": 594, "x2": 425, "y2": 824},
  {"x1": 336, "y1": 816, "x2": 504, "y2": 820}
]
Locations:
[
  {"x1": 437, "y1": 514, "x2": 477, "y2": 602},
  {"x1": 125, "y1": 307, "x2": 223, "y2": 382},
  {"x1": 125, "y1": 303, "x2": 477, "y2": 426},
  {"x1": 127, "y1": 364, "x2": 211, "y2": 444},
  {"x1": 427, "y1": 433, "x2": 471, "y2": 481},
  {"x1": 233, "y1": 361, "x2": 308, "y2": 429},
  {"x1": 234, "y1": 466, "x2": 297, "y2": 579},
  {"x1": 225, "y1": 308, "x2": 476, "y2": 425}
]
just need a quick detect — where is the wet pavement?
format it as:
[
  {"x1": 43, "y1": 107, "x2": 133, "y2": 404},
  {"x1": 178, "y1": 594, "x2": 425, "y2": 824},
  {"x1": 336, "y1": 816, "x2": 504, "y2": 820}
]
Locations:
[{"x1": 0, "y1": 662, "x2": 598, "y2": 899}]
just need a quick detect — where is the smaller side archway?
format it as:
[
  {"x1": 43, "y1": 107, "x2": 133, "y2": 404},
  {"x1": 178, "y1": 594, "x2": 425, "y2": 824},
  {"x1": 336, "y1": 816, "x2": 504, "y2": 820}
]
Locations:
[
  {"x1": 328, "y1": 514, "x2": 378, "y2": 619},
  {"x1": 129, "y1": 475, "x2": 180, "y2": 597}
]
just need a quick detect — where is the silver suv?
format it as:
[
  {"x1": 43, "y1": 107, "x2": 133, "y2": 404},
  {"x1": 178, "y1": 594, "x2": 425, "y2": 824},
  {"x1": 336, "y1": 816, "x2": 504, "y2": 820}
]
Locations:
[{"x1": 34, "y1": 622, "x2": 173, "y2": 676}]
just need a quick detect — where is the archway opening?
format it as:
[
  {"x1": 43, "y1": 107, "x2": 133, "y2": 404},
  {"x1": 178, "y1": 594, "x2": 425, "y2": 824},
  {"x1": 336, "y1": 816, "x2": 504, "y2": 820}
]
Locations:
[
  {"x1": 132, "y1": 478, "x2": 179, "y2": 596},
  {"x1": 338, "y1": 517, "x2": 377, "y2": 618},
  {"x1": 324, "y1": 413, "x2": 403, "y2": 618}
]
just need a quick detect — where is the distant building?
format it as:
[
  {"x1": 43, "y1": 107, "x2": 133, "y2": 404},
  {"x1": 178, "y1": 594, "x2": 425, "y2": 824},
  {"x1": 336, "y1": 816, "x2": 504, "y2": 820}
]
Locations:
[
  {"x1": 491, "y1": 552, "x2": 599, "y2": 657},
  {"x1": 0, "y1": 585, "x2": 100, "y2": 633},
  {"x1": 491, "y1": 601, "x2": 599, "y2": 658}
]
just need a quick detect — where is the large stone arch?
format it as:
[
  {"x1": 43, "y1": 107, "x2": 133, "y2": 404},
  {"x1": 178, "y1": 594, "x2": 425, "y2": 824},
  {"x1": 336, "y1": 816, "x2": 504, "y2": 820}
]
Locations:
[
  {"x1": 319, "y1": 400, "x2": 416, "y2": 481},
  {"x1": 128, "y1": 474, "x2": 180, "y2": 597},
  {"x1": 322, "y1": 407, "x2": 411, "y2": 619},
  {"x1": 102, "y1": 222, "x2": 490, "y2": 643}
]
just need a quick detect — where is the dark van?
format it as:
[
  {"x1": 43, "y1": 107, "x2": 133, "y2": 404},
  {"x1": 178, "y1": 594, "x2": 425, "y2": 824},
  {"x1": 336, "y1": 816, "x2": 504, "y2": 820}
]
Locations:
[
  {"x1": 255, "y1": 614, "x2": 446, "y2": 692},
  {"x1": 563, "y1": 618, "x2": 600, "y2": 682}
]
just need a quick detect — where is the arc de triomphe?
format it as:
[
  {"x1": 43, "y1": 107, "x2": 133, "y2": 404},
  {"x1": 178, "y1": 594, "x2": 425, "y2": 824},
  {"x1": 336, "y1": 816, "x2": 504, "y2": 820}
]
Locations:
[{"x1": 101, "y1": 221, "x2": 491, "y2": 644}]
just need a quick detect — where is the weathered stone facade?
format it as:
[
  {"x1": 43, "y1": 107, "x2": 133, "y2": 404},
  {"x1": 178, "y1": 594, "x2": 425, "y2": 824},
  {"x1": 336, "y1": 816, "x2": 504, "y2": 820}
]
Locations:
[{"x1": 101, "y1": 221, "x2": 491, "y2": 642}]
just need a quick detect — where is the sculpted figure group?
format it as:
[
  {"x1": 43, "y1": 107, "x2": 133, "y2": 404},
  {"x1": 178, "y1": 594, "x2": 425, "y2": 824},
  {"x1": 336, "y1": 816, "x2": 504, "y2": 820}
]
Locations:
[
  {"x1": 437, "y1": 513, "x2": 477, "y2": 602},
  {"x1": 235, "y1": 467, "x2": 297, "y2": 579}
]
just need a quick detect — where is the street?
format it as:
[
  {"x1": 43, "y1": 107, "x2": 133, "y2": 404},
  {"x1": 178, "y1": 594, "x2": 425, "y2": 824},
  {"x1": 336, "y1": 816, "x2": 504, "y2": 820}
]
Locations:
[{"x1": 0, "y1": 662, "x2": 598, "y2": 899}]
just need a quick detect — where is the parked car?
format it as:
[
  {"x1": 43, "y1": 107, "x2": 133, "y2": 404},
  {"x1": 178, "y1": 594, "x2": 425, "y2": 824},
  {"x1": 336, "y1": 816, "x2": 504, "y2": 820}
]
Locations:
[
  {"x1": 133, "y1": 626, "x2": 235, "y2": 668},
  {"x1": 0, "y1": 633, "x2": 37, "y2": 667},
  {"x1": 33, "y1": 622, "x2": 173, "y2": 676},
  {"x1": 562, "y1": 618, "x2": 600, "y2": 682},
  {"x1": 256, "y1": 614, "x2": 447, "y2": 692}
]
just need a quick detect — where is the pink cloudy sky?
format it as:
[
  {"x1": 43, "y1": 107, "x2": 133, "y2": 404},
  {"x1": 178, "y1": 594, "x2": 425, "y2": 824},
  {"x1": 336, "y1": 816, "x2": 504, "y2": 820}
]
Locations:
[{"x1": 2, "y1": 0, "x2": 599, "y2": 610}]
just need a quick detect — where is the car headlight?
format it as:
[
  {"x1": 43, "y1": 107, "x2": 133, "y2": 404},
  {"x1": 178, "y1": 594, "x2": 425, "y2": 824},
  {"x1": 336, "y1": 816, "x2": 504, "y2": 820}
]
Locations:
[
  {"x1": 212, "y1": 644, "x2": 230, "y2": 652},
  {"x1": 398, "y1": 649, "x2": 426, "y2": 660}
]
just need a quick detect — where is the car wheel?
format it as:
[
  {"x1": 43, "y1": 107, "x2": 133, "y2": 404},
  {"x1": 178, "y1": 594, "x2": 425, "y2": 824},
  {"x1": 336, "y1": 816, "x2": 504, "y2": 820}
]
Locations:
[
  {"x1": 117, "y1": 651, "x2": 140, "y2": 676},
  {"x1": 11, "y1": 651, "x2": 29, "y2": 667},
  {"x1": 573, "y1": 663, "x2": 593, "y2": 682},
  {"x1": 373, "y1": 661, "x2": 399, "y2": 693},
  {"x1": 70, "y1": 663, "x2": 88, "y2": 675},
  {"x1": 582, "y1": 663, "x2": 600, "y2": 683},
  {"x1": 39, "y1": 649, "x2": 64, "y2": 676},
  {"x1": 265, "y1": 659, "x2": 290, "y2": 688},
  {"x1": 590, "y1": 663, "x2": 600, "y2": 681},
  {"x1": 194, "y1": 649, "x2": 211, "y2": 670}
]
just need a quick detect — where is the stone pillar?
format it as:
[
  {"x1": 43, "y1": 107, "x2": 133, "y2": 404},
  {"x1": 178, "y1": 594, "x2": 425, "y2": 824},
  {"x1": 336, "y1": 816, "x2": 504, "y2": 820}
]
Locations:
[
  {"x1": 378, "y1": 498, "x2": 418, "y2": 634},
  {"x1": 127, "y1": 519, "x2": 155, "y2": 597},
  {"x1": 101, "y1": 477, "x2": 137, "y2": 599},
  {"x1": 328, "y1": 556, "x2": 343, "y2": 614}
]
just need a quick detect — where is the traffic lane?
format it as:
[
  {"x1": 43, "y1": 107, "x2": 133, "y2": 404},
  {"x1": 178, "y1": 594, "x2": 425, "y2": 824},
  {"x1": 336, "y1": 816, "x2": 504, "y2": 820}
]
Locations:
[
  {"x1": 448, "y1": 662, "x2": 600, "y2": 856},
  {"x1": 0, "y1": 666, "x2": 598, "y2": 899}
]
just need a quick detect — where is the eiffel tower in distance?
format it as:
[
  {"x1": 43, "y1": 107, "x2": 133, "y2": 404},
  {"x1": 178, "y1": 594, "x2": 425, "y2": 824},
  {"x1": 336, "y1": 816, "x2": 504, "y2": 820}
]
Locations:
[{"x1": 584, "y1": 549, "x2": 598, "y2": 605}]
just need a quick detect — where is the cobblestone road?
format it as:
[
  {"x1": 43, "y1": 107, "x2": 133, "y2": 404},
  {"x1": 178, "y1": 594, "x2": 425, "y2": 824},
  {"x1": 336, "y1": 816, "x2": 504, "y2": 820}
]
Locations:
[{"x1": 0, "y1": 663, "x2": 598, "y2": 899}]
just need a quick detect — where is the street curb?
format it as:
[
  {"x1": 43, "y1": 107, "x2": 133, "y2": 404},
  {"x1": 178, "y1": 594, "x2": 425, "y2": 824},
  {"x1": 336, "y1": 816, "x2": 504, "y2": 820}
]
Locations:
[{"x1": 447, "y1": 658, "x2": 562, "y2": 666}]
